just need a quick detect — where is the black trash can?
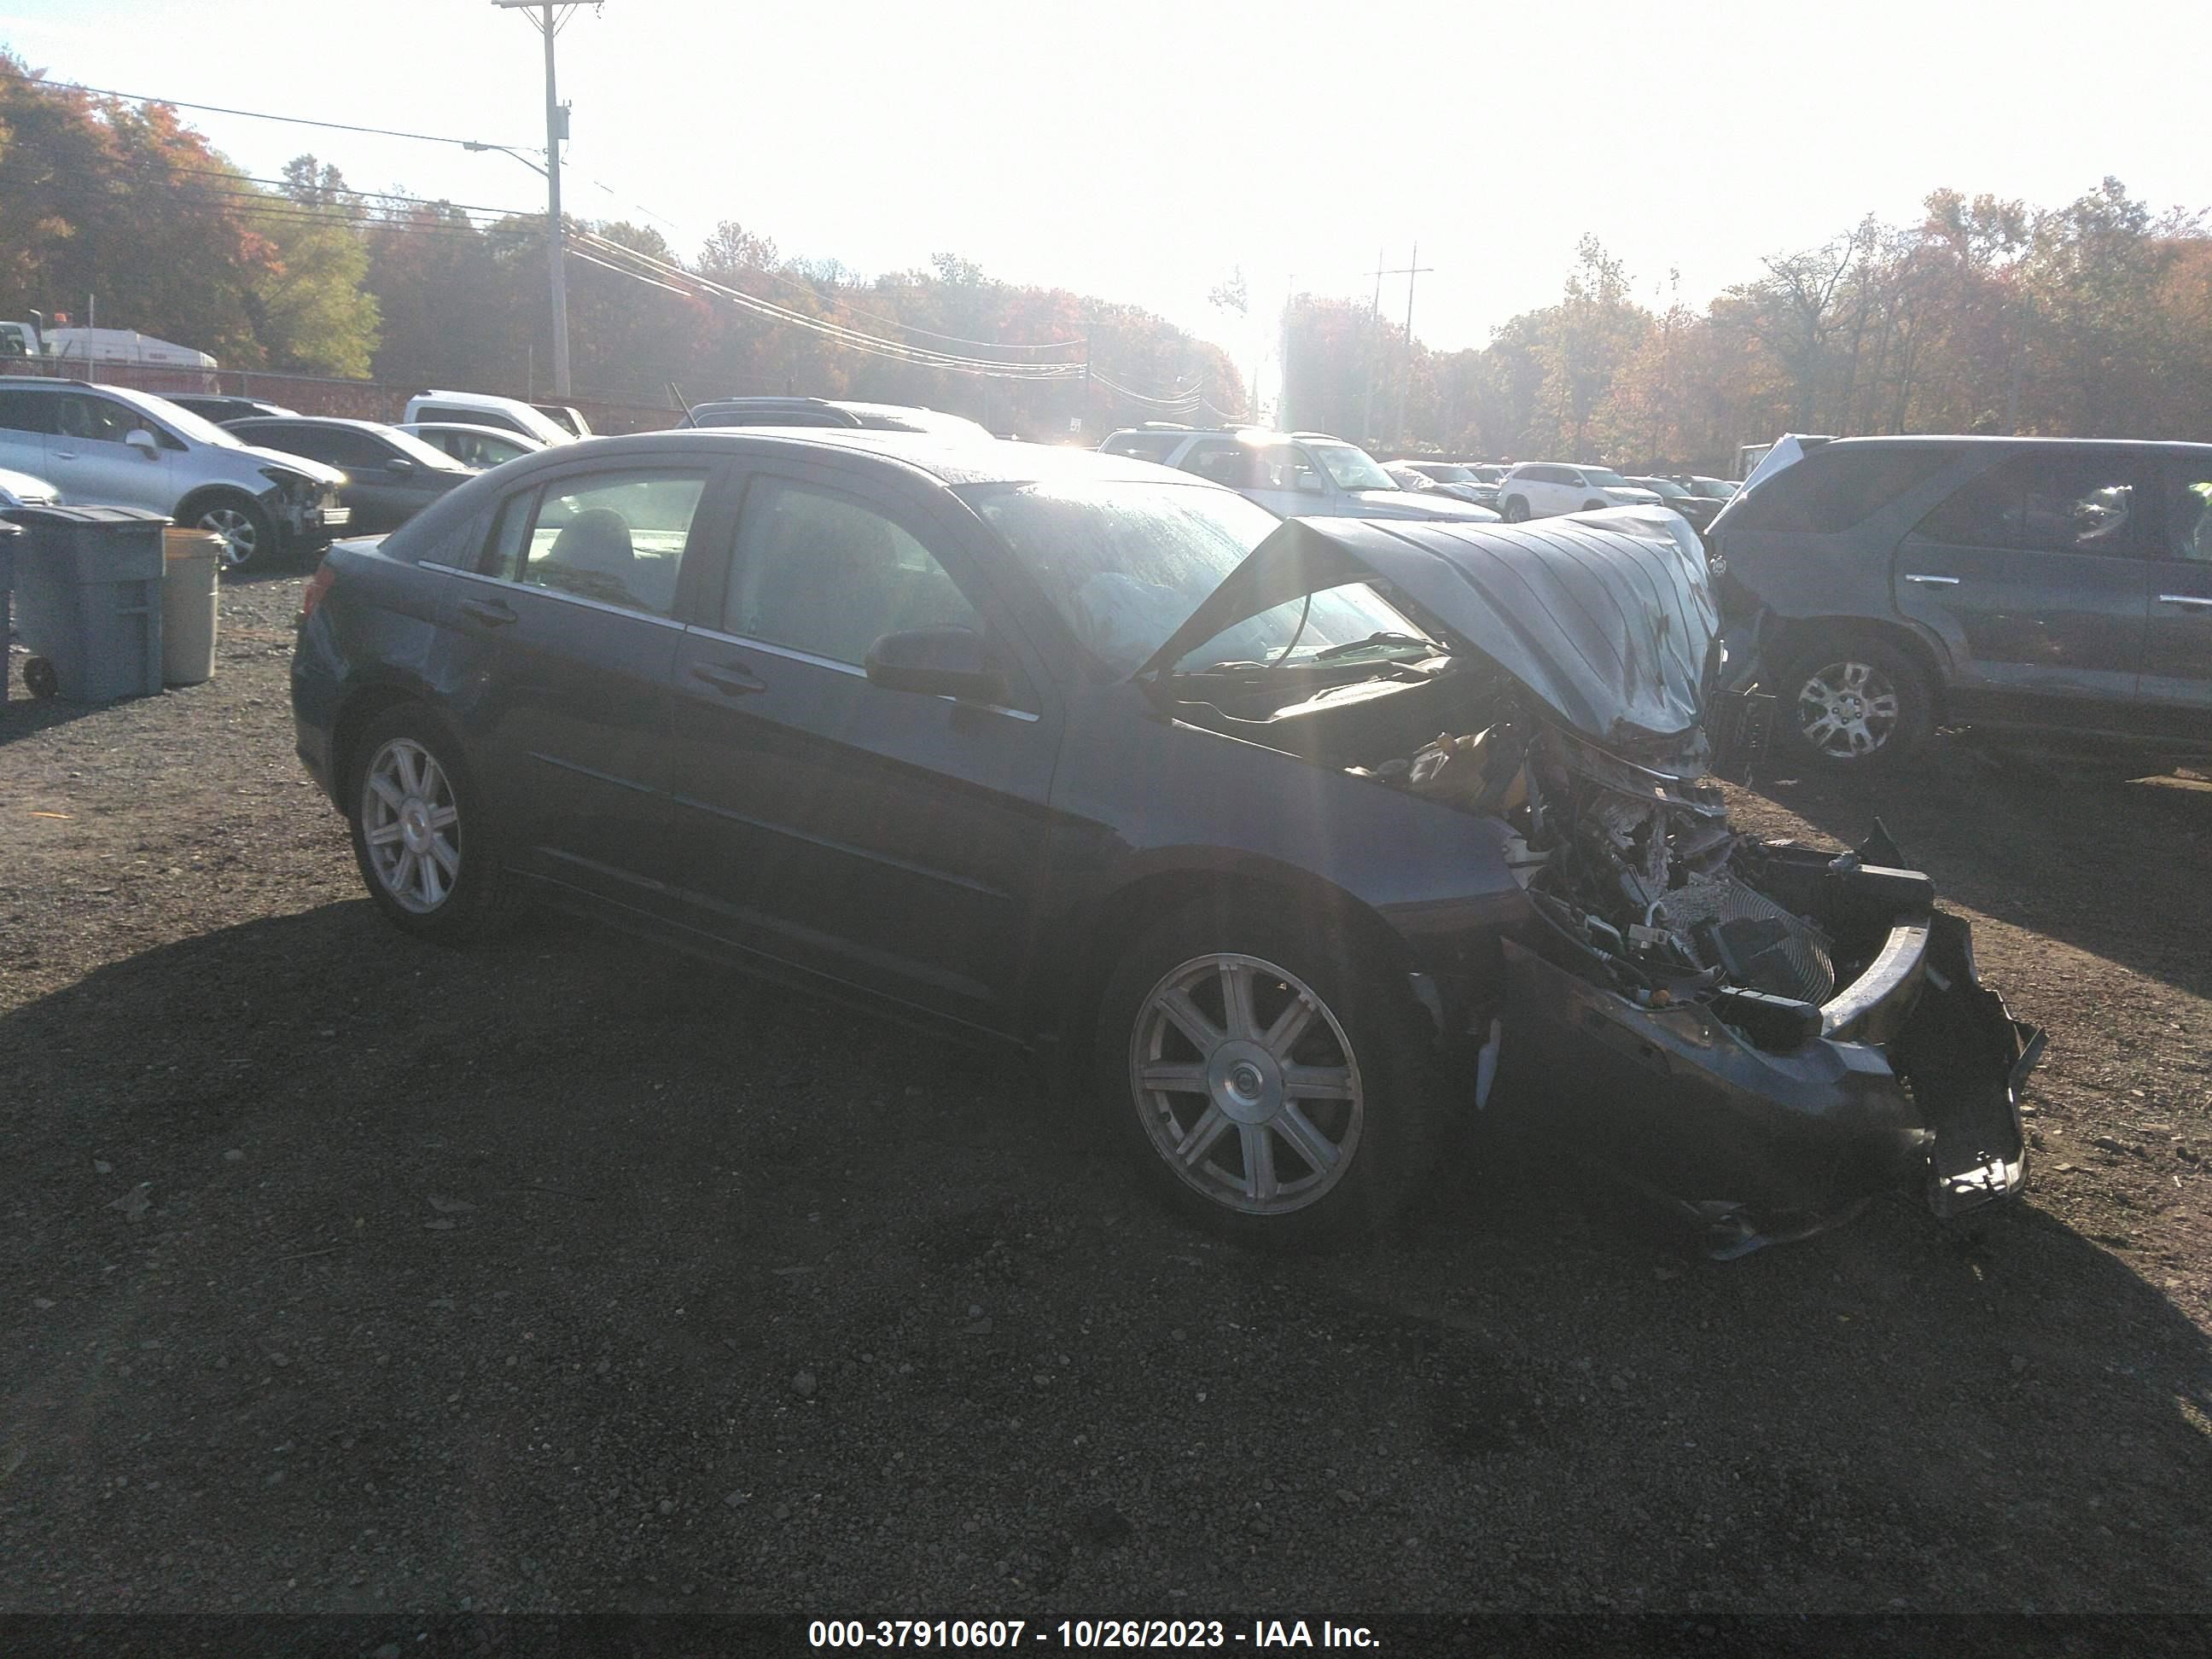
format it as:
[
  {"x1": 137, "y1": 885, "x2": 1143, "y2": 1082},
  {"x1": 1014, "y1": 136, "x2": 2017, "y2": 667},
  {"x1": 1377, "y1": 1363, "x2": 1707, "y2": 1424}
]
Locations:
[{"x1": 9, "y1": 505, "x2": 170, "y2": 702}]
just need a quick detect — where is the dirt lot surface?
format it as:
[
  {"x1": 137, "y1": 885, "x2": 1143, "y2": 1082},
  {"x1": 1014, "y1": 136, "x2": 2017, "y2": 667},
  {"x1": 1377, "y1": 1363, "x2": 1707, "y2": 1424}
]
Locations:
[{"x1": 3, "y1": 571, "x2": 2209, "y2": 1620}]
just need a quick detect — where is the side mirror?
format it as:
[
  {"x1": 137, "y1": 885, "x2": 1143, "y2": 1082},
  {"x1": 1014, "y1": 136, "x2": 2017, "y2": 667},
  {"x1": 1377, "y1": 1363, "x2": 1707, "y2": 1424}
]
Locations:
[
  {"x1": 1295, "y1": 473, "x2": 1324, "y2": 496},
  {"x1": 385, "y1": 457, "x2": 416, "y2": 475},
  {"x1": 125, "y1": 428, "x2": 160, "y2": 456},
  {"x1": 864, "y1": 626, "x2": 1007, "y2": 704}
]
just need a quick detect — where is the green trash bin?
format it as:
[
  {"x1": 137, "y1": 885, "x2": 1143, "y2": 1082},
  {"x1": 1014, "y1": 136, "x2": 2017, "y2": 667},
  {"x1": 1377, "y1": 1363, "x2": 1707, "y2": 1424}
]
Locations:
[{"x1": 10, "y1": 505, "x2": 169, "y2": 703}]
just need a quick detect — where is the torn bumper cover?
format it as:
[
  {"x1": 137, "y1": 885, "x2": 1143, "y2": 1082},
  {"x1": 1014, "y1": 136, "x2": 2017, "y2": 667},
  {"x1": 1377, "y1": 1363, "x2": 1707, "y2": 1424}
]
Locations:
[{"x1": 1495, "y1": 833, "x2": 2043, "y2": 1231}]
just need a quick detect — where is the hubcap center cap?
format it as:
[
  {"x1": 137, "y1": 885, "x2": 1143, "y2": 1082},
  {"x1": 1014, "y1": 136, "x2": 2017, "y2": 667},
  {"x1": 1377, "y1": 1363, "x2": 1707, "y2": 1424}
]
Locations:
[
  {"x1": 399, "y1": 798, "x2": 432, "y2": 854},
  {"x1": 1208, "y1": 1039, "x2": 1280, "y2": 1126}
]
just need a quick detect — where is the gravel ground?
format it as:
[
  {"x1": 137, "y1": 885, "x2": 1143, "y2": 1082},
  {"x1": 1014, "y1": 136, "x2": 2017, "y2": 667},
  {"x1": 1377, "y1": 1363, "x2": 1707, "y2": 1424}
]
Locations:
[{"x1": 3, "y1": 572, "x2": 2208, "y2": 1618}]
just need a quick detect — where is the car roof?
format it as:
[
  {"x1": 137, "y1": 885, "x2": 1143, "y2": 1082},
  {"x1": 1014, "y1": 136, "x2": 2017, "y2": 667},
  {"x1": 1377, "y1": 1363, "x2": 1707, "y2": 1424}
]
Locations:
[
  {"x1": 401, "y1": 421, "x2": 533, "y2": 437},
  {"x1": 229, "y1": 415, "x2": 393, "y2": 433},
  {"x1": 496, "y1": 427, "x2": 1189, "y2": 489}
]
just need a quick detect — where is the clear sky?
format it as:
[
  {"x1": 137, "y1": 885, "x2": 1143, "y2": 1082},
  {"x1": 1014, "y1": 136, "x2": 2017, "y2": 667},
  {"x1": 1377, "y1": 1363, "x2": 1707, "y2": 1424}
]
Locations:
[{"x1": 3, "y1": 0, "x2": 2205, "y2": 383}]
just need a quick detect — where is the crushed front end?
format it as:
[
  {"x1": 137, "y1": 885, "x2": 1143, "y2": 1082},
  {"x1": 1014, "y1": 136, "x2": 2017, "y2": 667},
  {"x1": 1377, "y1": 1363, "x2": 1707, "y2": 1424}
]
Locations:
[{"x1": 1434, "y1": 718, "x2": 2043, "y2": 1247}]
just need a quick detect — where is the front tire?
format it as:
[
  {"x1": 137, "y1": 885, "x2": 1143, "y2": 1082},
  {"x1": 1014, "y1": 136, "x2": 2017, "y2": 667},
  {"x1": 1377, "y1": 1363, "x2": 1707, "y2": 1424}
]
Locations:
[
  {"x1": 1501, "y1": 496, "x2": 1530, "y2": 522},
  {"x1": 345, "y1": 707, "x2": 516, "y2": 944},
  {"x1": 189, "y1": 493, "x2": 277, "y2": 573},
  {"x1": 1773, "y1": 634, "x2": 1933, "y2": 772},
  {"x1": 1095, "y1": 899, "x2": 1448, "y2": 1248}
]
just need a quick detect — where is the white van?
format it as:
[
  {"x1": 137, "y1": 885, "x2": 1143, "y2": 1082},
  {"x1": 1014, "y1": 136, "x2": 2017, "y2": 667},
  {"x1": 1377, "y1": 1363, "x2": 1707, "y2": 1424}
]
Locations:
[{"x1": 402, "y1": 390, "x2": 577, "y2": 446}]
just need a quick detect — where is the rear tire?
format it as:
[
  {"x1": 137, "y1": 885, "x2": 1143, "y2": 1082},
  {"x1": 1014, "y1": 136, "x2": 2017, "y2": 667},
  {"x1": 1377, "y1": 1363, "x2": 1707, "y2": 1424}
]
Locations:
[
  {"x1": 344, "y1": 705, "x2": 518, "y2": 945},
  {"x1": 1501, "y1": 496, "x2": 1530, "y2": 522},
  {"x1": 1772, "y1": 634, "x2": 1933, "y2": 773},
  {"x1": 1094, "y1": 898, "x2": 1451, "y2": 1249}
]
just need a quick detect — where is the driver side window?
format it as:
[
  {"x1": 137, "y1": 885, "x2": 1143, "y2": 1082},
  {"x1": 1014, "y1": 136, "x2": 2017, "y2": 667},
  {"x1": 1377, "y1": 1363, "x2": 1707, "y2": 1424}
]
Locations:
[
  {"x1": 55, "y1": 394, "x2": 137, "y2": 445},
  {"x1": 725, "y1": 478, "x2": 983, "y2": 667}
]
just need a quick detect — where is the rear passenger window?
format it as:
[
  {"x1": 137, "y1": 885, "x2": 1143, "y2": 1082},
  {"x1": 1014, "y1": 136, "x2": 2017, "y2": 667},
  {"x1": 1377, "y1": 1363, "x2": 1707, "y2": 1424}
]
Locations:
[
  {"x1": 1732, "y1": 445, "x2": 1964, "y2": 533},
  {"x1": 1914, "y1": 452, "x2": 2146, "y2": 556},
  {"x1": 0, "y1": 389, "x2": 57, "y2": 434},
  {"x1": 484, "y1": 470, "x2": 708, "y2": 617},
  {"x1": 1180, "y1": 441, "x2": 1255, "y2": 487}
]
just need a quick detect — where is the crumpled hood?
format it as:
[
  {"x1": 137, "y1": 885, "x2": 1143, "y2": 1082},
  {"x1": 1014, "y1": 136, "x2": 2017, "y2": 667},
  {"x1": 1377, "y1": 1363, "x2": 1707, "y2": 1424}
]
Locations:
[
  {"x1": 1342, "y1": 489, "x2": 1500, "y2": 522},
  {"x1": 1138, "y1": 504, "x2": 1720, "y2": 746}
]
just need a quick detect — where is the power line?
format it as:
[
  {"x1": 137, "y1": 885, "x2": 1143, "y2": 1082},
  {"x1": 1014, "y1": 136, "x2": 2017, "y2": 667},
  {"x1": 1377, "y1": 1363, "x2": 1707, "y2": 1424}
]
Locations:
[
  {"x1": 576, "y1": 233, "x2": 1208, "y2": 404},
  {"x1": 30, "y1": 77, "x2": 535, "y2": 153},
  {"x1": 571, "y1": 230, "x2": 1087, "y2": 377}
]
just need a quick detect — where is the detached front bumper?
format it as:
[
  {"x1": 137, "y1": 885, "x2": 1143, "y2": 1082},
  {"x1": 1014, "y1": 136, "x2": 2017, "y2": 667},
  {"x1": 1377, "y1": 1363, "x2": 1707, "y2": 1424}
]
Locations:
[{"x1": 1494, "y1": 843, "x2": 2042, "y2": 1236}]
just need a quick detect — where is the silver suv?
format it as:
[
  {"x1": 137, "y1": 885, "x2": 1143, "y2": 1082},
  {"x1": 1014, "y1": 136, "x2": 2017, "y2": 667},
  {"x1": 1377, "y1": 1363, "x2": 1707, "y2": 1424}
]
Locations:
[
  {"x1": 1098, "y1": 427, "x2": 1500, "y2": 522},
  {"x1": 0, "y1": 377, "x2": 349, "y2": 568}
]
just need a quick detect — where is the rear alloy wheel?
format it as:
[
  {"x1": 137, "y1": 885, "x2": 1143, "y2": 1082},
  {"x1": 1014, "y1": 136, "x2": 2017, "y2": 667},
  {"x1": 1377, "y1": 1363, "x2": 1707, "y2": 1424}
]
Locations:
[
  {"x1": 194, "y1": 496, "x2": 276, "y2": 572},
  {"x1": 1097, "y1": 903, "x2": 1447, "y2": 1246},
  {"x1": 345, "y1": 707, "x2": 515, "y2": 943},
  {"x1": 361, "y1": 736, "x2": 462, "y2": 915},
  {"x1": 1777, "y1": 637, "x2": 1932, "y2": 771}
]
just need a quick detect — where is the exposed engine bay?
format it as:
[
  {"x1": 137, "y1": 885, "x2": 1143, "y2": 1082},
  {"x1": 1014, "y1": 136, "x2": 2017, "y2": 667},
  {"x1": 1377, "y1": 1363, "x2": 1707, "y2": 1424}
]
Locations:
[
  {"x1": 1171, "y1": 652, "x2": 1861, "y2": 1042},
  {"x1": 1372, "y1": 713, "x2": 1852, "y2": 1024}
]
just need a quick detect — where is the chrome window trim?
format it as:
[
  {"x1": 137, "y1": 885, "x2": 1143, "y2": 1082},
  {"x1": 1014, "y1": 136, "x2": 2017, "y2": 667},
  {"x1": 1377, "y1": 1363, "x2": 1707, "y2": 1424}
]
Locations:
[
  {"x1": 684, "y1": 623, "x2": 1041, "y2": 722},
  {"x1": 448, "y1": 564, "x2": 689, "y2": 631}
]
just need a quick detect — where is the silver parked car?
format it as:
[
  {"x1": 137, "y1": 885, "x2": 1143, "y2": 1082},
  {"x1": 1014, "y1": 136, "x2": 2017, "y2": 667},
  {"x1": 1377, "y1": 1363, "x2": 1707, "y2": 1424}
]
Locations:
[{"x1": 0, "y1": 377, "x2": 348, "y2": 568}]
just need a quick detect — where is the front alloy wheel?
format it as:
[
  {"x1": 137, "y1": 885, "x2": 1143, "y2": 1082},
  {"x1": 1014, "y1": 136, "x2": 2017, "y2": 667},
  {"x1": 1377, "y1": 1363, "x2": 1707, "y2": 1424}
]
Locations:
[
  {"x1": 1128, "y1": 952, "x2": 1364, "y2": 1217},
  {"x1": 360, "y1": 736, "x2": 462, "y2": 913},
  {"x1": 1793, "y1": 658, "x2": 1901, "y2": 762},
  {"x1": 198, "y1": 502, "x2": 266, "y2": 570}
]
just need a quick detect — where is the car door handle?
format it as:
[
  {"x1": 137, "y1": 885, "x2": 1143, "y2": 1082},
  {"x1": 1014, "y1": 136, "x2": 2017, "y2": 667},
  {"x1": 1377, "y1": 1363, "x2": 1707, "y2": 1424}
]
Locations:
[
  {"x1": 458, "y1": 596, "x2": 518, "y2": 627},
  {"x1": 691, "y1": 661, "x2": 768, "y2": 696},
  {"x1": 51, "y1": 449, "x2": 77, "y2": 460},
  {"x1": 1902, "y1": 573, "x2": 1960, "y2": 585},
  {"x1": 2157, "y1": 593, "x2": 2212, "y2": 610}
]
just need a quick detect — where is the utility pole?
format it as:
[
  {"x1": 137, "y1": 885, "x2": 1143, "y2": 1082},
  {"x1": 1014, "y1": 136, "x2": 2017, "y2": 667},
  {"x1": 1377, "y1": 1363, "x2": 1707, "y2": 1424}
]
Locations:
[
  {"x1": 493, "y1": 1, "x2": 586, "y2": 398},
  {"x1": 1391, "y1": 242, "x2": 1432, "y2": 448}
]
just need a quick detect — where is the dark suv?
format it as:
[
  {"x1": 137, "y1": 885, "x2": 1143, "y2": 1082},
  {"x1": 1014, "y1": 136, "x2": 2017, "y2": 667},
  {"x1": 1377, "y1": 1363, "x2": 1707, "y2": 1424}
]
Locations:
[{"x1": 1711, "y1": 436, "x2": 2212, "y2": 772}]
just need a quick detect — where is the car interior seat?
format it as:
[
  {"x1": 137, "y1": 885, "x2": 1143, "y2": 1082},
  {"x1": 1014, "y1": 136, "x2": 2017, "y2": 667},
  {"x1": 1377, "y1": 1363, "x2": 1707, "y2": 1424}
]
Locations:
[{"x1": 538, "y1": 507, "x2": 641, "y2": 609}]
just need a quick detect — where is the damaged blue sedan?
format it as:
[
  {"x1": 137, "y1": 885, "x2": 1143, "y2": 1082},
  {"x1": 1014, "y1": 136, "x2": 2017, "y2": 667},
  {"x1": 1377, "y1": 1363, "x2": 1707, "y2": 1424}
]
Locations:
[{"x1": 290, "y1": 430, "x2": 2040, "y2": 1251}]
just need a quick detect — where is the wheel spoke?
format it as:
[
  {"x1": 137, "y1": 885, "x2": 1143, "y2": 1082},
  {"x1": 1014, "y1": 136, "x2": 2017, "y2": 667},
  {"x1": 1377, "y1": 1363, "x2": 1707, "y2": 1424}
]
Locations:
[
  {"x1": 366, "y1": 820, "x2": 404, "y2": 847},
  {"x1": 1273, "y1": 1102, "x2": 1339, "y2": 1174},
  {"x1": 1173, "y1": 1103, "x2": 1231, "y2": 1168},
  {"x1": 1282, "y1": 1063, "x2": 1353, "y2": 1100},
  {"x1": 1155, "y1": 987, "x2": 1224, "y2": 1052},
  {"x1": 1243, "y1": 1124, "x2": 1278, "y2": 1203},
  {"x1": 428, "y1": 832, "x2": 461, "y2": 878},
  {"x1": 418, "y1": 853, "x2": 446, "y2": 907},
  {"x1": 369, "y1": 774, "x2": 405, "y2": 812},
  {"x1": 392, "y1": 847, "x2": 417, "y2": 895},
  {"x1": 1218, "y1": 961, "x2": 1258, "y2": 1040},
  {"x1": 426, "y1": 804, "x2": 458, "y2": 830},
  {"x1": 1260, "y1": 994, "x2": 1314, "y2": 1059},
  {"x1": 393, "y1": 745, "x2": 422, "y2": 797},
  {"x1": 1138, "y1": 1060, "x2": 1207, "y2": 1094}
]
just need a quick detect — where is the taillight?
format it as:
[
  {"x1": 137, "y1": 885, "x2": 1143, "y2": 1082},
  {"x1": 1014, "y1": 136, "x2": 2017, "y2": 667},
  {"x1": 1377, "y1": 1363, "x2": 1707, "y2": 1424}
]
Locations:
[{"x1": 299, "y1": 559, "x2": 337, "y2": 626}]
